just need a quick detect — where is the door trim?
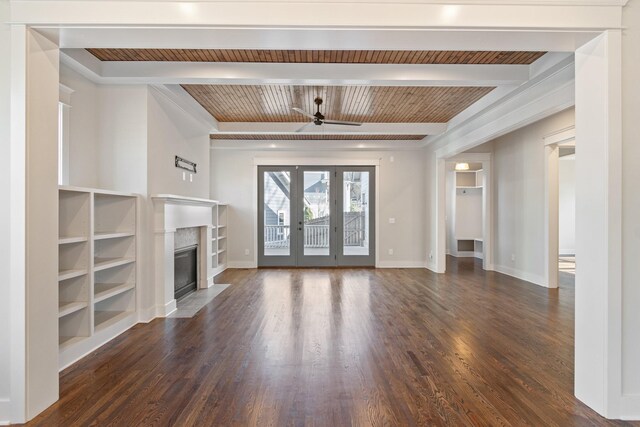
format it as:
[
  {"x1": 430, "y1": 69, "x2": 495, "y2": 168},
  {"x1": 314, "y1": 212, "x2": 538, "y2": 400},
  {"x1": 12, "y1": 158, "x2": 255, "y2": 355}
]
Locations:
[
  {"x1": 257, "y1": 166, "x2": 298, "y2": 267},
  {"x1": 253, "y1": 159, "x2": 380, "y2": 268},
  {"x1": 337, "y1": 166, "x2": 376, "y2": 267}
]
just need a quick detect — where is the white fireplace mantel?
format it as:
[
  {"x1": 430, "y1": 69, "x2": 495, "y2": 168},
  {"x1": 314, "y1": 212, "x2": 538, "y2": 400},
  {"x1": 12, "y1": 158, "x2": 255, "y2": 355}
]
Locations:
[{"x1": 152, "y1": 194, "x2": 219, "y2": 317}]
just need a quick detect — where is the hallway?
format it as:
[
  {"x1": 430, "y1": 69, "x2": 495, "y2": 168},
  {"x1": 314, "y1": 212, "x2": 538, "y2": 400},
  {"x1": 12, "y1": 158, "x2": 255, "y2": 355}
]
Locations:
[{"x1": 28, "y1": 259, "x2": 636, "y2": 426}]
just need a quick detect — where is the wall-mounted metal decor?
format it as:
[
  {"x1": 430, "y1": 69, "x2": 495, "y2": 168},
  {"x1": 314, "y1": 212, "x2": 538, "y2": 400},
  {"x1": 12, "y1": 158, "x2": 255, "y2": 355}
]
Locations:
[{"x1": 175, "y1": 156, "x2": 197, "y2": 173}]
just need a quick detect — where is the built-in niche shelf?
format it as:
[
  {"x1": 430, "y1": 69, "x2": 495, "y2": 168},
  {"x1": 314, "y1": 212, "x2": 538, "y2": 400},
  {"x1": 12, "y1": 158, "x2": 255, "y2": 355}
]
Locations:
[
  {"x1": 449, "y1": 169, "x2": 484, "y2": 259},
  {"x1": 211, "y1": 203, "x2": 229, "y2": 273},
  {"x1": 58, "y1": 186, "x2": 138, "y2": 370}
]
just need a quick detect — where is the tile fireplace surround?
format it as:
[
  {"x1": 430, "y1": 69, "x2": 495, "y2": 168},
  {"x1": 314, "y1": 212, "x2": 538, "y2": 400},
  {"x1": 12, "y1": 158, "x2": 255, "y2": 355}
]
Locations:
[{"x1": 152, "y1": 194, "x2": 219, "y2": 317}]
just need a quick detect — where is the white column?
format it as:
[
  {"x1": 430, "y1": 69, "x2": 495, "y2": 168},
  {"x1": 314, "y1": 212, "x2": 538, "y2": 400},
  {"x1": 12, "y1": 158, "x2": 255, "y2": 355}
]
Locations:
[
  {"x1": 574, "y1": 30, "x2": 623, "y2": 418},
  {"x1": 10, "y1": 26, "x2": 61, "y2": 422}
]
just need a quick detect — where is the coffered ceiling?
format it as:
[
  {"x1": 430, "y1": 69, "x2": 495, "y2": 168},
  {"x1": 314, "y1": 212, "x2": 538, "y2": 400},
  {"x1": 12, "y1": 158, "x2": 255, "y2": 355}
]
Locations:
[
  {"x1": 181, "y1": 85, "x2": 494, "y2": 123},
  {"x1": 87, "y1": 49, "x2": 545, "y2": 65},
  {"x1": 61, "y1": 41, "x2": 563, "y2": 145}
]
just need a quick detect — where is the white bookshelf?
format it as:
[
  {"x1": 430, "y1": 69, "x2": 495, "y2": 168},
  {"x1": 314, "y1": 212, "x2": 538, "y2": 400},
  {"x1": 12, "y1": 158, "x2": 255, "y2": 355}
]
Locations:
[
  {"x1": 58, "y1": 186, "x2": 138, "y2": 369},
  {"x1": 211, "y1": 203, "x2": 228, "y2": 275}
]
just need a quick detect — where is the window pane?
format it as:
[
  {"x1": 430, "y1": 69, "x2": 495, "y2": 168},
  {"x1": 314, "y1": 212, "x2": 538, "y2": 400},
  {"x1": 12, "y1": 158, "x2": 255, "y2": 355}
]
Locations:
[
  {"x1": 264, "y1": 171, "x2": 291, "y2": 256},
  {"x1": 303, "y1": 171, "x2": 331, "y2": 256},
  {"x1": 343, "y1": 171, "x2": 369, "y2": 256}
]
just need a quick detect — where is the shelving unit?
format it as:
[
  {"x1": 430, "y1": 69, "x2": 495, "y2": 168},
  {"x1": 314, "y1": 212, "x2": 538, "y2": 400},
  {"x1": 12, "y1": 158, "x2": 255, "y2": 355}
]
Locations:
[
  {"x1": 58, "y1": 186, "x2": 138, "y2": 369},
  {"x1": 448, "y1": 169, "x2": 484, "y2": 259},
  {"x1": 211, "y1": 203, "x2": 228, "y2": 275}
]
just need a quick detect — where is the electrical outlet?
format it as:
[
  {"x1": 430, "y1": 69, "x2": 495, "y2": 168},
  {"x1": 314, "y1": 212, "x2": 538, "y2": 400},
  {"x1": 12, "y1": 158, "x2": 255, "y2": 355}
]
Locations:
[
  {"x1": 182, "y1": 172, "x2": 186, "y2": 181},
  {"x1": 388, "y1": 218, "x2": 396, "y2": 224},
  {"x1": 388, "y1": 248, "x2": 394, "y2": 255},
  {"x1": 189, "y1": 173, "x2": 193, "y2": 182},
  {"x1": 244, "y1": 249, "x2": 250, "y2": 256},
  {"x1": 429, "y1": 251, "x2": 433, "y2": 260},
  {"x1": 511, "y1": 254, "x2": 516, "y2": 262},
  {"x1": 390, "y1": 156, "x2": 395, "y2": 163}
]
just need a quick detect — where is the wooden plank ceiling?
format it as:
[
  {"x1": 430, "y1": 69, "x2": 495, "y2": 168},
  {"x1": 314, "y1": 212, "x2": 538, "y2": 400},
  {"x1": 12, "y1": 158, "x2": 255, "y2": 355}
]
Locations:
[
  {"x1": 210, "y1": 134, "x2": 426, "y2": 141},
  {"x1": 87, "y1": 49, "x2": 545, "y2": 65},
  {"x1": 182, "y1": 85, "x2": 494, "y2": 123}
]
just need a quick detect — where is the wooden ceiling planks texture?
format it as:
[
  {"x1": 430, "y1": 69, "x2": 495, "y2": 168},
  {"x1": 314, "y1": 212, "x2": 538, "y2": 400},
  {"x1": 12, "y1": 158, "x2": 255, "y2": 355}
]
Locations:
[
  {"x1": 87, "y1": 49, "x2": 546, "y2": 65},
  {"x1": 209, "y1": 134, "x2": 426, "y2": 141},
  {"x1": 183, "y1": 85, "x2": 494, "y2": 123}
]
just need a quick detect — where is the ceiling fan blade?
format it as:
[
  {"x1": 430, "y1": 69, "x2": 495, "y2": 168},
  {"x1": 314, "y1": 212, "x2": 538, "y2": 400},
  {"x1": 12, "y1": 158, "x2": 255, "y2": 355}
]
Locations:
[
  {"x1": 292, "y1": 107, "x2": 315, "y2": 120},
  {"x1": 295, "y1": 122, "x2": 314, "y2": 133},
  {"x1": 322, "y1": 120, "x2": 362, "y2": 126}
]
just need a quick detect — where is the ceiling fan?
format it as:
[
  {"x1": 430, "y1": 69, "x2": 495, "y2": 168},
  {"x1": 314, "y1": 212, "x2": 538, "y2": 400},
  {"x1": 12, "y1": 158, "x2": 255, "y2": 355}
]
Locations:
[{"x1": 292, "y1": 97, "x2": 362, "y2": 132}]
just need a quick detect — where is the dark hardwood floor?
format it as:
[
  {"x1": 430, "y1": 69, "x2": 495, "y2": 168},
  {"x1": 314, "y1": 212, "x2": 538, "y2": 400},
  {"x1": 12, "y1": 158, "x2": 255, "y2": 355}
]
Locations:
[{"x1": 28, "y1": 258, "x2": 638, "y2": 426}]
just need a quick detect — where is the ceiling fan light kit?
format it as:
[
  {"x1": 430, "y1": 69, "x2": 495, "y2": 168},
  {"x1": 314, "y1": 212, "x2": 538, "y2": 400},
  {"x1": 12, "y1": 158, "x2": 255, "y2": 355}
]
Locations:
[{"x1": 292, "y1": 97, "x2": 363, "y2": 132}]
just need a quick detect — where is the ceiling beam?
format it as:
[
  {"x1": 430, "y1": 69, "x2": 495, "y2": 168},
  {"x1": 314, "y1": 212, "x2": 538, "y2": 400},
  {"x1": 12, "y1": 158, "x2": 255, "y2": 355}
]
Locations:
[
  {"x1": 215, "y1": 122, "x2": 447, "y2": 135},
  {"x1": 61, "y1": 49, "x2": 530, "y2": 86},
  {"x1": 11, "y1": 2, "x2": 624, "y2": 30}
]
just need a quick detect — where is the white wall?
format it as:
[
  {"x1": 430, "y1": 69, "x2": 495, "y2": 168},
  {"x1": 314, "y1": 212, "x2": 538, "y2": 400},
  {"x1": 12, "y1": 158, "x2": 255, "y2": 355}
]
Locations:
[
  {"x1": 210, "y1": 149, "x2": 427, "y2": 268},
  {"x1": 98, "y1": 85, "x2": 148, "y2": 194},
  {"x1": 147, "y1": 89, "x2": 210, "y2": 199},
  {"x1": 59, "y1": 64, "x2": 99, "y2": 188},
  {"x1": 622, "y1": 0, "x2": 640, "y2": 401},
  {"x1": 558, "y1": 155, "x2": 575, "y2": 255},
  {"x1": 489, "y1": 107, "x2": 574, "y2": 285},
  {"x1": 0, "y1": 0, "x2": 12, "y2": 420}
]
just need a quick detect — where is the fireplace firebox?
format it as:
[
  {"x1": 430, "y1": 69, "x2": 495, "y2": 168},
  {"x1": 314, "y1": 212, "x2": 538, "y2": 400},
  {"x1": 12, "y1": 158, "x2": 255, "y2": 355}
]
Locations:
[{"x1": 174, "y1": 245, "x2": 198, "y2": 299}]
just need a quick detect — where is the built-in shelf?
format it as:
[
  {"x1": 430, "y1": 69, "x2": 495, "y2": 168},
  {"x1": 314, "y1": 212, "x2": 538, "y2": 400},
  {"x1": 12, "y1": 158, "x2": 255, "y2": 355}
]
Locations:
[
  {"x1": 59, "y1": 335, "x2": 85, "y2": 348},
  {"x1": 94, "y1": 283, "x2": 135, "y2": 303},
  {"x1": 456, "y1": 186, "x2": 483, "y2": 189},
  {"x1": 218, "y1": 236, "x2": 226, "y2": 241},
  {"x1": 59, "y1": 236, "x2": 88, "y2": 245},
  {"x1": 218, "y1": 249, "x2": 226, "y2": 254},
  {"x1": 218, "y1": 225, "x2": 227, "y2": 229},
  {"x1": 58, "y1": 301, "x2": 88, "y2": 318},
  {"x1": 94, "y1": 311, "x2": 133, "y2": 332},
  {"x1": 94, "y1": 257, "x2": 135, "y2": 272},
  {"x1": 58, "y1": 269, "x2": 88, "y2": 282},
  {"x1": 94, "y1": 231, "x2": 135, "y2": 241},
  {"x1": 58, "y1": 186, "x2": 138, "y2": 369}
]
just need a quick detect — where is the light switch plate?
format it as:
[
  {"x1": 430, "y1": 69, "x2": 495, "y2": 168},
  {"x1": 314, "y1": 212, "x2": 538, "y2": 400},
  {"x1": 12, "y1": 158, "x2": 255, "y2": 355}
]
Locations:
[{"x1": 389, "y1": 218, "x2": 396, "y2": 224}]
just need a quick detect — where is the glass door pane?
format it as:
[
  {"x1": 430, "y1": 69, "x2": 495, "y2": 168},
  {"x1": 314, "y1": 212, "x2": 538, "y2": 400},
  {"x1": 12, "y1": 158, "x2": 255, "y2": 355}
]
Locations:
[
  {"x1": 342, "y1": 171, "x2": 370, "y2": 256},
  {"x1": 337, "y1": 167, "x2": 375, "y2": 266},
  {"x1": 258, "y1": 167, "x2": 297, "y2": 267},
  {"x1": 264, "y1": 171, "x2": 291, "y2": 256},
  {"x1": 303, "y1": 170, "x2": 331, "y2": 256}
]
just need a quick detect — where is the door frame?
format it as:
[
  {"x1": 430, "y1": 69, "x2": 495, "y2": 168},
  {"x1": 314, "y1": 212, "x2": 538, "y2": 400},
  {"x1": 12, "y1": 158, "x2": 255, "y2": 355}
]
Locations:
[
  {"x1": 257, "y1": 165, "x2": 298, "y2": 267},
  {"x1": 337, "y1": 166, "x2": 376, "y2": 266},
  {"x1": 253, "y1": 157, "x2": 380, "y2": 268},
  {"x1": 296, "y1": 166, "x2": 338, "y2": 267}
]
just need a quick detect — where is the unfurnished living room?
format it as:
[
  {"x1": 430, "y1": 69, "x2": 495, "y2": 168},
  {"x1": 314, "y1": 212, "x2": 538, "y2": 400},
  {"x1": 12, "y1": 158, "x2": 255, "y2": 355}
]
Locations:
[{"x1": 1, "y1": 0, "x2": 640, "y2": 425}]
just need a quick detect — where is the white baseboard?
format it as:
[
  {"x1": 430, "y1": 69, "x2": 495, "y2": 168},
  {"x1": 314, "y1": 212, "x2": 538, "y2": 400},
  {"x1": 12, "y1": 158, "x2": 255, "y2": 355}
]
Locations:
[
  {"x1": 138, "y1": 305, "x2": 156, "y2": 323},
  {"x1": 0, "y1": 399, "x2": 10, "y2": 426},
  {"x1": 492, "y1": 264, "x2": 548, "y2": 287},
  {"x1": 157, "y1": 299, "x2": 177, "y2": 318},
  {"x1": 227, "y1": 261, "x2": 257, "y2": 269},
  {"x1": 621, "y1": 394, "x2": 640, "y2": 420},
  {"x1": 377, "y1": 260, "x2": 427, "y2": 268}
]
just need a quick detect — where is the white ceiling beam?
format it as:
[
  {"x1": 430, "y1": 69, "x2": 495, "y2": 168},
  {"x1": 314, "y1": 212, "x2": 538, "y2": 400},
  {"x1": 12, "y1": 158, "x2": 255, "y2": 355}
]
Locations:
[
  {"x1": 215, "y1": 123, "x2": 448, "y2": 135},
  {"x1": 48, "y1": 28, "x2": 599, "y2": 52},
  {"x1": 60, "y1": 50, "x2": 530, "y2": 86},
  {"x1": 11, "y1": 2, "x2": 623, "y2": 30}
]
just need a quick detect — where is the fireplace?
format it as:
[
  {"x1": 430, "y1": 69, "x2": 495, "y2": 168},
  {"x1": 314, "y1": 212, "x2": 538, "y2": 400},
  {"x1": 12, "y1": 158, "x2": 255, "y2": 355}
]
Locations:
[{"x1": 174, "y1": 245, "x2": 198, "y2": 299}]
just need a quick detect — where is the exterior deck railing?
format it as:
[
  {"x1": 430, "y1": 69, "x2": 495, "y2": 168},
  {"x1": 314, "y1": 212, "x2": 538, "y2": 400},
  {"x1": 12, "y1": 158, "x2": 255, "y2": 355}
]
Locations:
[{"x1": 264, "y1": 222, "x2": 366, "y2": 249}]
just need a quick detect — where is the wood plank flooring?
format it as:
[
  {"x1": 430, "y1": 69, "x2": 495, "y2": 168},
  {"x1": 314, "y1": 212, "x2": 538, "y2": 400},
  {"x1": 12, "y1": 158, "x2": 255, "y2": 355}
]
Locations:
[{"x1": 27, "y1": 258, "x2": 639, "y2": 426}]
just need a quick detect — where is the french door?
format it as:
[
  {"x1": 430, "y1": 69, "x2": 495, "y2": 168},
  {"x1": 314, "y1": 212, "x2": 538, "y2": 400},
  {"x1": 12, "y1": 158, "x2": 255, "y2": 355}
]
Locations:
[{"x1": 258, "y1": 165, "x2": 375, "y2": 267}]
